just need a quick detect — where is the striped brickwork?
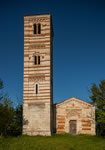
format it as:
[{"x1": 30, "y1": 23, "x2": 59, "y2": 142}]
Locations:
[
  {"x1": 23, "y1": 14, "x2": 53, "y2": 136},
  {"x1": 55, "y1": 97, "x2": 96, "y2": 135}
]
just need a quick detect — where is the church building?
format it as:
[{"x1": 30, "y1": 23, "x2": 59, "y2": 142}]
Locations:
[{"x1": 23, "y1": 14, "x2": 95, "y2": 136}]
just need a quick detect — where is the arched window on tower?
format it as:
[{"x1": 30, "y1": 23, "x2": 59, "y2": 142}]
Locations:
[
  {"x1": 38, "y1": 56, "x2": 40, "y2": 64},
  {"x1": 33, "y1": 24, "x2": 41, "y2": 35},
  {"x1": 34, "y1": 56, "x2": 37, "y2": 64},
  {"x1": 35, "y1": 84, "x2": 38, "y2": 94},
  {"x1": 33, "y1": 24, "x2": 36, "y2": 34},
  {"x1": 34, "y1": 56, "x2": 40, "y2": 65},
  {"x1": 38, "y1": 24, "x2": 41, "y2": 34}
]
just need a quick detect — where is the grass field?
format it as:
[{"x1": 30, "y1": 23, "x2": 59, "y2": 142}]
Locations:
[{"x1": 0, "y1": 134, "x2": 105, "y2": 150}]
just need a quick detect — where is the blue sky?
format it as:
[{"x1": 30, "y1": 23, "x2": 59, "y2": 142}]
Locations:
[{"x1": 0, "y1": 0, "x2": 105, "y2": 105}]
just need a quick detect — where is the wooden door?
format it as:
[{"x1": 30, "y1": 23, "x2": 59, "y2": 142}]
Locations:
[{"x1": 69, "y1": 120, "x2": 77, "y2": 135}]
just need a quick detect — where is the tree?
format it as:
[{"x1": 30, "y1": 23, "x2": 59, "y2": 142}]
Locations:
[
  {"x1": 0, "y1": 79, "x2": 3, "y2": 89},
  {"x1": 0, "y1": 79, "x2": 3, "y2": 101},
  {"x1": 0, "y1": 79, "x2": 14, "y2": 136},
  {"x1": 9, "y1": 104, "x2": 23, "y2": 136},
  {"x1": 0, "y1": 79, "x2": 22, "y2": 136},
  {"x1": 90, "y1": 80, "x2": 105, "y2": 136},
  {"x1": 0, "y1": 95, "x2": 14, "y2": 136}
]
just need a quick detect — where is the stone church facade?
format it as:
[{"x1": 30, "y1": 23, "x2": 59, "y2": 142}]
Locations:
[
  {"x1": 54, "y1": 97, "x2": 95, "y2": 135},
  {"x1": 23, "y1": 14, "x2": 95, "y2": 136}
]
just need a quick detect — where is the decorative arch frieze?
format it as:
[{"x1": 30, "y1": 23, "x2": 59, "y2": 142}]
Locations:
[
  {"x1": 28, "y1": 76, "x2": 45, "y2": 82},
  {"x1": 66, "y1": 110, "x2": 80, "y2": 118}
]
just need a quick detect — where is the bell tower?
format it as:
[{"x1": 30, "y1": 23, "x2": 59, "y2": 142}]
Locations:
[{"x1": 23, "y1": 14, "x2": 53, "y2": 135}]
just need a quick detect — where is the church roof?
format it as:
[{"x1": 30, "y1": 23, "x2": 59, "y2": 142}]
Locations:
[{"x1": 55, "y1": 97, "x2": 95, "y2": 107}]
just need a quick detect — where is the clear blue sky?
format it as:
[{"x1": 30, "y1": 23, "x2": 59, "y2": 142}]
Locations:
[{"x1": 0, "y1": 0, "x2": 105, "y2": 105}]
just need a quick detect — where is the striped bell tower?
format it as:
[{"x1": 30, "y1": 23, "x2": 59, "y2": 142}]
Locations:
[{"x1": 23, "y1": 14, "x2": 53, "y2": 135}]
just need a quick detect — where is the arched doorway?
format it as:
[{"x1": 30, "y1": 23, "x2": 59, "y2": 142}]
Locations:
[{"x1": 69, "y1": 120, "x2": 77, "y2": 135}]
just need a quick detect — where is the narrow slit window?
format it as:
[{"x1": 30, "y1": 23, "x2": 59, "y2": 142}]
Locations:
[
  {"x1": 36, "y1": 84, "x2": 38, "y2": 94},
  {"x1": 38, "y1": 56, "x2": 40, "y2": 64},
  {"x1": 33, "y1": 24, "x2": 36, "y2": 34},
  {"x1": 34, "y1": 56, "x2": 37, "y2": 64},
  {"x1": 38, "y1": 24, "x2": 41, "y2": 34}
]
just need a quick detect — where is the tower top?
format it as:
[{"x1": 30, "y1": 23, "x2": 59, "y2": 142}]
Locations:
[
  {"x1": 24, "y1": 13, "x2": 51, "y2": 17},
  {"x1": 23, "y1": 13, "x2": 54, "y2": 37}
]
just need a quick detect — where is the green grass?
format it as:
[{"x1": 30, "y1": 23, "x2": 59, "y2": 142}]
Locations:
[{"x1": 0, "y1": 134, "x2": 105, "y2": 150}]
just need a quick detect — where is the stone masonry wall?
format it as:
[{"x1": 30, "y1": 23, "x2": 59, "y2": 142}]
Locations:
[
  {"x1": 23, "y1": 14, "x2": 53, "y2": 136},
  {"x1": 56, "y1": 97, "x2": 95, "y2": 135}
]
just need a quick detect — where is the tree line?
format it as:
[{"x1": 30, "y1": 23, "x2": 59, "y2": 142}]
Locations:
[
  {"x1": 0, "y1": 79, "x2": 105, "y2": 136},
  {"x1": 0, "y1": 79, "x2": 22, "y2": 136}
]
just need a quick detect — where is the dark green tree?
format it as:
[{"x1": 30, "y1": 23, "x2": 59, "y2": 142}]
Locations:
[
  {"x1": 0, "y1": 79, "x2": 22, "y2": 136},
  {"x1": 0, "y1": 95, "x2": 14, "y2": 136},
  {"x1": 0, "y1": 79, "x2": 3, "y2": 89},
  {"x1": 0, "y1": 79, "x2": 3, "y2": 101},
  {"x1": 9, "y1": 104, "x2": 23, "y2": 136},
  {"x1": 90, "y1": 80, "x2": 105, "y2": 136}
]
